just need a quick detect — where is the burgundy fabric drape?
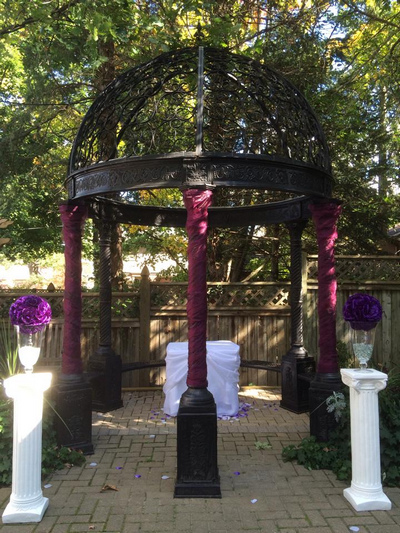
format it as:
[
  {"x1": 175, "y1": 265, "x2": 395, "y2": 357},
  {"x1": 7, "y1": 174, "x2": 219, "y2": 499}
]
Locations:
[
  {"x1": 309, "y1": 202, "x2": 342, "y2": 374},
  {"x1": 183, "y1": 189, "x2": 213, "y2": 388},
  {"x1": 59, "y1": 203, "x2": 88, "y2": 375}
]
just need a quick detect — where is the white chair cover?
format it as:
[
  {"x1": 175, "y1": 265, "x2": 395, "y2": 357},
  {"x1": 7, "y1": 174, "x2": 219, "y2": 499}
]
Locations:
[{"x1": 163, "y1": 340, "x2": 240, "y2": 416}]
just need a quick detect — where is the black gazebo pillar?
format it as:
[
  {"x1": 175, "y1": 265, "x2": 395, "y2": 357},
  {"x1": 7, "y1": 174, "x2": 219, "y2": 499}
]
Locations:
[
  {"x1": 174, "y1": 188, "x2": 221, "y2": 498},
  {"x1": 281, "y1": 220, "x2": 315, "y2": 413},
  {"x1": 54, "y1": 202, "x2": 93, "y2": 453},
  {"x1": 87, "y1": 217, "x2": 122, "y2": 412},
  {"x1": 308, "y1": 201, "x2": 342, "y2": 441}
]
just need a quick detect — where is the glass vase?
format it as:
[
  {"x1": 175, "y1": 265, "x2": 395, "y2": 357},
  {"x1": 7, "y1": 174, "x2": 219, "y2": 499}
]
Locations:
[
  {"x1": 14, "y1": 326, "x2": 44, "y2": 373},
  {"x1": 351, "y1": 327, "x2": 376, "y2": 371}
]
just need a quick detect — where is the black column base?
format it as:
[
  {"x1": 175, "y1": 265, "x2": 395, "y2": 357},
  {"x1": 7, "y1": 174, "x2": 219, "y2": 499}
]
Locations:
[
  {"x1": 53, "y1": 373, "x2": 94, "y2": 454},
  {"x1": 309, "y1": 372, "x2": 343, "y2": 442},
  {"x1": 174, "y1": 387, "x2": 221, "y2": 498},
  {"x1": 280, "y1": 350, "x2": 315, "y2": 414},
  {"x1": 87, "y1": 346, "x2": 123, "y2": 413}
]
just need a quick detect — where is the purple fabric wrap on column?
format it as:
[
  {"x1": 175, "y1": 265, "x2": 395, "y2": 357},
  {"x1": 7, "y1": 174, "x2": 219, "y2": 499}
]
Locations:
[
  {"x1": 309, "y1": 202, "x2": 342, "y2": 374},
  {"x1": 183, "y1": 189, "x2": 213, "y2": 388},
  {"x1": 59, "y1": 204, "x2": 88, "y2": 375}
]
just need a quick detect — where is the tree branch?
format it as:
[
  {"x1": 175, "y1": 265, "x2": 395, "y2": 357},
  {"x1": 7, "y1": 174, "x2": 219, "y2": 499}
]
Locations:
[
  {"x1": 0, "y1": 0, "x2": 82, "y2": 37},
  {"x1": 342, "y1": 1, "x2": 400, "y2": 31}
]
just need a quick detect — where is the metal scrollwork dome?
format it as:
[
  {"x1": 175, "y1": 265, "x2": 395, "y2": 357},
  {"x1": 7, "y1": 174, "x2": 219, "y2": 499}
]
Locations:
[{"x1": 67, "y1": 46, "x2": 333, "y2": 203}]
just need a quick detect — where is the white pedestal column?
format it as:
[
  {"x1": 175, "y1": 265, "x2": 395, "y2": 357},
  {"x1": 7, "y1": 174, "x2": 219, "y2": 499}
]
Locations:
[
  {"x1": 2, "y1": 373, "x2": 52, "y2": 524},
  {"x1": 341, "y1": 368, "x2": 391, "y2": 511}
]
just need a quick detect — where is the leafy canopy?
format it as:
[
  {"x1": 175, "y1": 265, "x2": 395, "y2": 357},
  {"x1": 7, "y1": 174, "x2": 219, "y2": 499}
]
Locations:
[{"x1": 0, "y1": 1, "x2": 399, "y2": 279}]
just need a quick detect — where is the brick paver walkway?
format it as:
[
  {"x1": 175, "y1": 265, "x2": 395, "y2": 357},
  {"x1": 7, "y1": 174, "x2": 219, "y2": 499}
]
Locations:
[{"x1": 0, "y1": 388, "x2": 399, "y2": 532}]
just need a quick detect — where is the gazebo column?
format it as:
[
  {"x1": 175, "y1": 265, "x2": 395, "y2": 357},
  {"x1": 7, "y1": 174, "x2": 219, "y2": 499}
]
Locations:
[
  {"x1": 281, "y1": 220, "x2": 315, "y2": 413},
  {"x1": 87, "y1": 219, "x2": 122, "y2": 412},
  {"x1": 309, "y1": 201, "x2": 342, "y2": 441},
  {"x1": 55, "y1": 202, "x2": 93, "y2": 453},
  {"x1": 174, "y1": 188, "x2": 221, "y2": 499}
]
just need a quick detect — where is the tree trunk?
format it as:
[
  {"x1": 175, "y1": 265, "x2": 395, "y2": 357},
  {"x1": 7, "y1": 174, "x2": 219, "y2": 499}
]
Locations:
[
  {"x1": 229, "y1": 226, "x2": 255, "y2": 282},
  {"x1": 271, "y1": 225, "x2": 280, "y2": 281},
  {"x1": 111, "y1": 222, "x2": 124, "y2": 290},
  {"x1": 93, "y1": 39, "x2": 124, "y2": 288}
]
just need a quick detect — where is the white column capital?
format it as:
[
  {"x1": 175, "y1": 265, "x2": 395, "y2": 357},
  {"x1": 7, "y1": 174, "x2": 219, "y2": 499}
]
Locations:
[
  {"x1": 4, "y1": 373, "x2": 52, "y2": 399},
  {"x1": 340, "y1": 368, "x2": 387, "y2": 393}
]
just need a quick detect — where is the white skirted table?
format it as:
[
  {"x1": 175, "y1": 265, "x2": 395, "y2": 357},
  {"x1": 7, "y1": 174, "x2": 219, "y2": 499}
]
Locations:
[{"x1": 163, "y1": 340, "x2": 240, "y2": 417}]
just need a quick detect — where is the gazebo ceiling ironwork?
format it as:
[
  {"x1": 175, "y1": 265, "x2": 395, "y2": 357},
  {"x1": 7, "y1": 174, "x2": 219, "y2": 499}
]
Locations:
[{"x1": 67, "y1": 46, "x2": 333, "y2": 212}]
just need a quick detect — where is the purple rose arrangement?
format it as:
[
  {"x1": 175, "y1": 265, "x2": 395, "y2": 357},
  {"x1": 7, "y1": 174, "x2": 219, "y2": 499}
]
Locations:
[
  {"x1": 342, "y1": 293, "x2": 382, "y2": 331},
  {"x1": 9, "y1": 295, "x2": 52, "y2": 334}
]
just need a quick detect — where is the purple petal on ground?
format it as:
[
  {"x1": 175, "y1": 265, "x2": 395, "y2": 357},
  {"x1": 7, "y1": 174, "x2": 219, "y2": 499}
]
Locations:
[
  {"x1": 116, "y1": 467, "x2": 122, "y2": 470},
  {"x1": 150, "y1": 417, "x2": 155, "y2": 420},
  {"x1": 234, "y1": 471, "x2": 240, "y2": 475},
  {"x1": 135, "y1": 474, "x2": 141, "y2": 478}
]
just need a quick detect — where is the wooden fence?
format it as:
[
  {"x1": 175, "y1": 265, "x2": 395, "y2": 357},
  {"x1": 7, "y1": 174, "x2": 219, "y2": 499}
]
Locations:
[{"x1": 1, "y1": 255, "x2": 399, "y2": 387}]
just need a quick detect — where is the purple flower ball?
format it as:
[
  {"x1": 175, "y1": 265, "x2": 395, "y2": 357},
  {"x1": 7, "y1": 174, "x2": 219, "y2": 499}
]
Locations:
[
  {"x1": 9, "y1": 295, "x2": 52, "y2": 334},
  {"x1": 343, "y1": 293, "x2": 382, "y2": 330}
]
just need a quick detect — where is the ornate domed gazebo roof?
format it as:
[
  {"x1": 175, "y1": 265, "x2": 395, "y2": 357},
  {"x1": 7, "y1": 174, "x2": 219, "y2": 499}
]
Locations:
[{"x1": 66, "y1": 46, "x2": 333, "y2": 204}]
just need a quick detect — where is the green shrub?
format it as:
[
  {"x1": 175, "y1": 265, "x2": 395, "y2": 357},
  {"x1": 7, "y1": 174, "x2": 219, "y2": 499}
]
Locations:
[
  {"x1": 282, "y1": 371, "x2": 400, "y2": 487},
  {"x1": 0, "y1": 399, "x2": 13, "y2": 485}
]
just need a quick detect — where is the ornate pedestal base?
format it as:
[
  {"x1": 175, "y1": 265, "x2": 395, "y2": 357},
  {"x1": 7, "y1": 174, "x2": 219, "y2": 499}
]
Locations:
[
  {"x1": 280, "y1": 352, "x2": 315, "y2": 413},
  {"x1": 174, "y1": 387, "x2": 221, "y2": 498},
  {"x1": 2, "y1": 373, "x2": 52, "y2": 524},
  {"x1": 309, "y1": 372, "x2": 343, "y2": 441},
  {"x1": 53, "y1": 374, "x2": 93, "y2": 454},
  {"x1": 341, "y1": 369, "x2": 391, "y2": 511},
  {"x1": 87, "y1": 347, "x2": 123, "y2": 413}
]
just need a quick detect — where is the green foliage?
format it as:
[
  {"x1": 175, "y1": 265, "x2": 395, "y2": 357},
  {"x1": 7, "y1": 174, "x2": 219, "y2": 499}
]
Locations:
[
  {"x1": 326, "y1": 391, "x2": 347, "y2": 423},
  {"x1": 336, "y1": 341, "x2": 355, "y2": 369},
  {"x1": 282, "y1": 390, "x2": 353, "y2": 481},
  {"x1": 254, "y1": 439, "x2": 272, "y2": 450},
  {"x1": 0, "y1": 322, "x2": 19, "y2": 379},
  {"x1": 1, "y1": 1, "x2": 399, "y2": 278},
  {"x1": 282, "y1": 372, "x2": 400, "y2": 486},
  {"x1": 0, "y1": 399, "x2": 13, "y2": 485},
  {"x1": 41, "y1": 400, "x2": 86, "y2": 476},
  {"x1": 0, "y1": 394, "x2": 86, "y2": 487},
  {"x1": 379, "y1": 372, "x2": 400, "y2": 486}
]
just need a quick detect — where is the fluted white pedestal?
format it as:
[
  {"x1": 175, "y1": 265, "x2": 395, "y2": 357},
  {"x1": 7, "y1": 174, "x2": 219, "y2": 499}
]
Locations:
[
  {"x1": 2, "y1": 373, "x2": 52, "y2": 523},
  {"x1": 341, "y1": 369, "x2": 391, "y2": 511}
]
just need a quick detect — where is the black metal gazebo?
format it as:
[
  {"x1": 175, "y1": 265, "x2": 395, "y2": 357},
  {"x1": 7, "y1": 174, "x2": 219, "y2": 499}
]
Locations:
[{"x1": 56, "y1": 47, "x2": 342, "y2": 494}]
